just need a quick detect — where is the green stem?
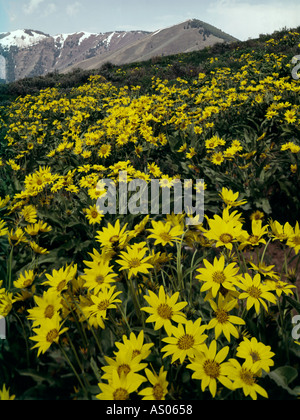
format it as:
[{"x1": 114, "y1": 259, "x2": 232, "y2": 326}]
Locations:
[
  {"x1": 59, "y1": 343, "x2": 89, "y2": 399},
  {"x1": 7, "y1": 245, "x2": 14, "y2": 291}
]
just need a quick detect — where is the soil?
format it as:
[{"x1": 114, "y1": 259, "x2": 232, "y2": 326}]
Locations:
[{"x1": 244, "y1": 242, "x2": 300, "y2": 296}]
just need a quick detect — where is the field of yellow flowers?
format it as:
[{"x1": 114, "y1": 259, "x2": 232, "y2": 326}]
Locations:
[{"x1": 0, "y1": 29, "x2": 300, "y2": 400}]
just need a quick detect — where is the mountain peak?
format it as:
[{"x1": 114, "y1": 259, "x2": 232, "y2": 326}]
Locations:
[
  {"x1": 0, "y1": 21, "x2": 238, "y2": 82},
  {"x1": 0, "y1": 29, "x2": 49, "y2": 50}
]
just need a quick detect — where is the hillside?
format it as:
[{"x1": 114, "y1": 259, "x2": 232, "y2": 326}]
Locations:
[
  {"x1": 0, "y1": 19, "x2": 238, "y2": 82},
  {"x1": 62, "y1": 19, "x2": 238, "y2": 72},
  {"x1": 0, "y1": 25, "x2": 300, "y2": 401}
]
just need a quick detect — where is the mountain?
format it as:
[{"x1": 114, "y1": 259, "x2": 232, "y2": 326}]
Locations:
[{"x1": 0, "y1": 20, "x2": 239, "y2": 82}]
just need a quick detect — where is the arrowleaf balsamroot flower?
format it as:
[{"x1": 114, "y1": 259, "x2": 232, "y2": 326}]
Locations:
[
  {"x1": 236, "y1": 337, "x2": 275, "y2": 373},
  {"x1": 96, "y1": 220, "x2": 129, "y2": 252},
  {"x1": 207, "y1": 294, "x2": 245, "y2": 342},
  {"x1": 42, "y1": 264, "x2": 77, "y2": 294},
  {"x1": 224, "y1": 358, "x2": 268, "y2": 400},
  {"x1": 219, "y1": 187, "x2": 248, "y2": 209},
  {"x1": 139, "y1": 367, "x2": 169, "y2": 400},
  {"x1": 203, "y1": 209, "x2": 247, "y2": 250},
  {"x1": 0, "y1": 384, "x2": 15, "y2": 400},
  {"x1": 196, "y1": 255, "x2": 240, "y2": 298},
  {"x1": 161, "y1": 318, "x2": 208, "y2": 364},
  {"x1": 96, "y1": 370, "x2": 144, "y2": 401},
  {"x1": 30, "y1": 316, "x2": 68, "y2": 357},
  {"x1": 116, "y1": 242, "x2": 153, "y2": 279},
  {"x1": 141, "y1": 285, "x2": 187, "y2": 335},
  {"x1": 114, "y1": 330, "x2": 154, "y2": 361},
  {"x1": 237, "y1": 273, "x2": 277, "y2": 314},
  {"x1": 147, "y1": 220, "x2": 185, "y2": 247},
  {"x1": 187, "y1": 340, "x2": 233, "y2": 398}
]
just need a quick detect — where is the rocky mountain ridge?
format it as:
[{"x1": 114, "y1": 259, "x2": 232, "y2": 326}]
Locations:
[{"x1": 0, "y1": 20, "x2": 239, "y2": 82}]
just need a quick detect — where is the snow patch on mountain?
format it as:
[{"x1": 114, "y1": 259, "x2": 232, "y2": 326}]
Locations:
[{"x1": 0, "y1": 29, "x2": 48, "y2": 50}]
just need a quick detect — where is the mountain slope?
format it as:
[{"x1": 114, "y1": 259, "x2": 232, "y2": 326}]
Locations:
[
  {"x1": 0, "y1": 20, "x2": 238, "y2": 82},
  {"x1": 62, "y1": 19, "x2": 239, "y2": 72}
]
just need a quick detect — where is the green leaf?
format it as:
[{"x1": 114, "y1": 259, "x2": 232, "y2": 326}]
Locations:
[
  {"x1": 267, "y1": 366, "x2": 299, "y2": 396},
  {"x1": 286, "y1": 296, "x2": 300, "y2": 314}
]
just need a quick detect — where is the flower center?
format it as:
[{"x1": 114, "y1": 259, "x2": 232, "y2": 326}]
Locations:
[
  {"x1": 248, "y1": 235, "x2": 259, "y2": 245},
  {"x1": 247, "y1": 286, "x2": 262, "y2": 299},
  {"x1": 203, "y1": 360, "x2": 221, "y2": 379},
  {"x1": 215, "y1": 309, "x2": 229, "y2": 324},
  {"x1": 132, "y1": 349, "x2": 141, "y2": 359},
  {"x1": 177, "y1": 334, "x2": 195, "y2": 350},
  {"x1": 128, "y1": 258, "x2": 141, "y2": 268},
  {"x1": 44, "y1": 304, "x2": 55, "y2": 319},
  {"x1": 117, "y1": 364, "x2": 131, "y2": 377},
  {"x1": 109, "y1": 235, "x2": 120, "y2": 243},
  {"x1": 95, "y1": 275, "x2": 104, "y2": 284},
  {"x1": 113, "y1": 388, "x2": 129, "y2": 400},
  {"x1": 46, "y1": 329, "x2": 59, "y2": 343},
  {"x1": 57, "y1": 280, "x2": 66, "y2": 292},
  {"x1": 240, "y1": 368, "x2": 256, "y2": 386},
  {"x1": 157, "y1": 303, "x2": 173, "y2": 320},
  {"x1": 153, "y1": 384, "x2": 164, "y2": 400},
  {"x1": 250, "y1": 351, "x2": 261, "y2": 363},
  {"x1": 219, "y1": 233, "x2": 233, "y2": 244},
  {"x1": 91, "y1": 211, "x2": 99, "y2": 219},
  {"x1": 159, "y1": 232, "x2": 172, "y2": 242},
  {"x1": 97, "y1": 300, "x2": 110, "y2": 311},
  {"x1": 212, "y1": 271, "x2": 226, "y2": 284},
  {"x1": 292, "y1": 236, "x2": 300, "y2": 246}
]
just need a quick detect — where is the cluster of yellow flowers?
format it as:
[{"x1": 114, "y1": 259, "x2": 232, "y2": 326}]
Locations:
[
  {"x1": 1, "y1": 186, "x2": 299, "y2": 400},
  {"x1": 0, "y1": 31, "x2": 299, "y2": 400}
]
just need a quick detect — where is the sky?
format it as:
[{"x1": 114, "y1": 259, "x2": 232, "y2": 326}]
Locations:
[{"x1": 0, "y1": 0, "x2": 299, "y2": 41}]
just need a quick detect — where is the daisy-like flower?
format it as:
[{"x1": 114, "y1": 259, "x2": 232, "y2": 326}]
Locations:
[
  {"x1": 287, "y1": 222, "x2": 300, "y2": 254},
  {"x1": 25, "y1": 221, "x2": 52, "y2": 236},
  {"x1": 141, "y1": 286, "x2": 187, "y2": 335},
  {"x1": 96, "y1": 370, "x2": 145, "y2": 401},
  {"x1": 29, "y1": 241, "x2": 49, "y2": 255},
  {"x1": 224, "y1": 358, "x2": 268, "y2": 400},
  {"x1": 30, "y1": 315, "x2": 68, "y2": 357},
  {"x1": 237, "y1": 273, "x2": 277, "y2": 314},
  {"x1": 187, "y1": 340, "x2": 233, "y2": 398},
  {"x1": 196, "y1": 255, "x2": 240, "y2": 298},
  {"x1": 8, "y1": 227, "x2": 28, "y2": 246},
  {"x1": 101, "y1": 349, "x2": 147, "y2": 384},
  {"x1": 207, "y1": 295, "x2": 245, "y2": 342},
  {"x1": 161, "y1": 318, "x2": 208, "y2": 364},
  {"x1": 269, "y1": 219, "x2": 294, "y2": 242},
  {"x1": 98, "y1": 144, "x2": 112, "y2": 158},
  {"x1": 21, "y1": 205, "x2": 37, "y2": 224},
  {"x1": 84, "y1": 204, "x2": 104, "y2": 225},
  {"x1": 139, "y1": 367, "x2": 169, "y2": 400},
  {"x1": 248, "y1": 262, "x2": 280, "y2": 280},
  {"x1": 238, "y1": 220, "x2": 268, "y2": 250},
  {"x1": 42, "y1": 264, "x2": 77, "y2": 294},
  {"x1": 0, "y1": 384, "x2": 15, "y2": 400},
  {"x1": 236, "y1": 337, "x2": 275, "y2": 373},
  {"x1": 114, "y1": 330, "x2": 154, "y2": 361},
  {"x1": 0, "y1": 290, "x2": 14, "y2": 317},
  {"x1": 219, "y1": 187, "x2": 247, "y2": 209},
  {"x1": 116, "y1": 242, "x2": 153, "y2": 279},
  {"x1": 13, "y1": 270, "x2": 36, "y2": 289},
  {"x1": 88, "y1": 286, "x2": 122, "y2": 329},
  {"x1": 0, "y1": 219, "x2": 8, "y2": 237},
  {"x1": 203, "y1": 209, "x2": 247, "y2": 250},
  {"x1": 266, "y1": 279, "x2": 296, "y2": 297},
  {"x1": 96, "y1": 220, "x2": 129, "y2": 252},
  {"x1": 27, "y1": 289, "x2": 63, "y2": 327},
  {"x1": 82, "y1": 261, "x2": 118, "y2": 295},
  {"x1": 147, "y1": 220, "x2": 185, "y2": 247}
]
